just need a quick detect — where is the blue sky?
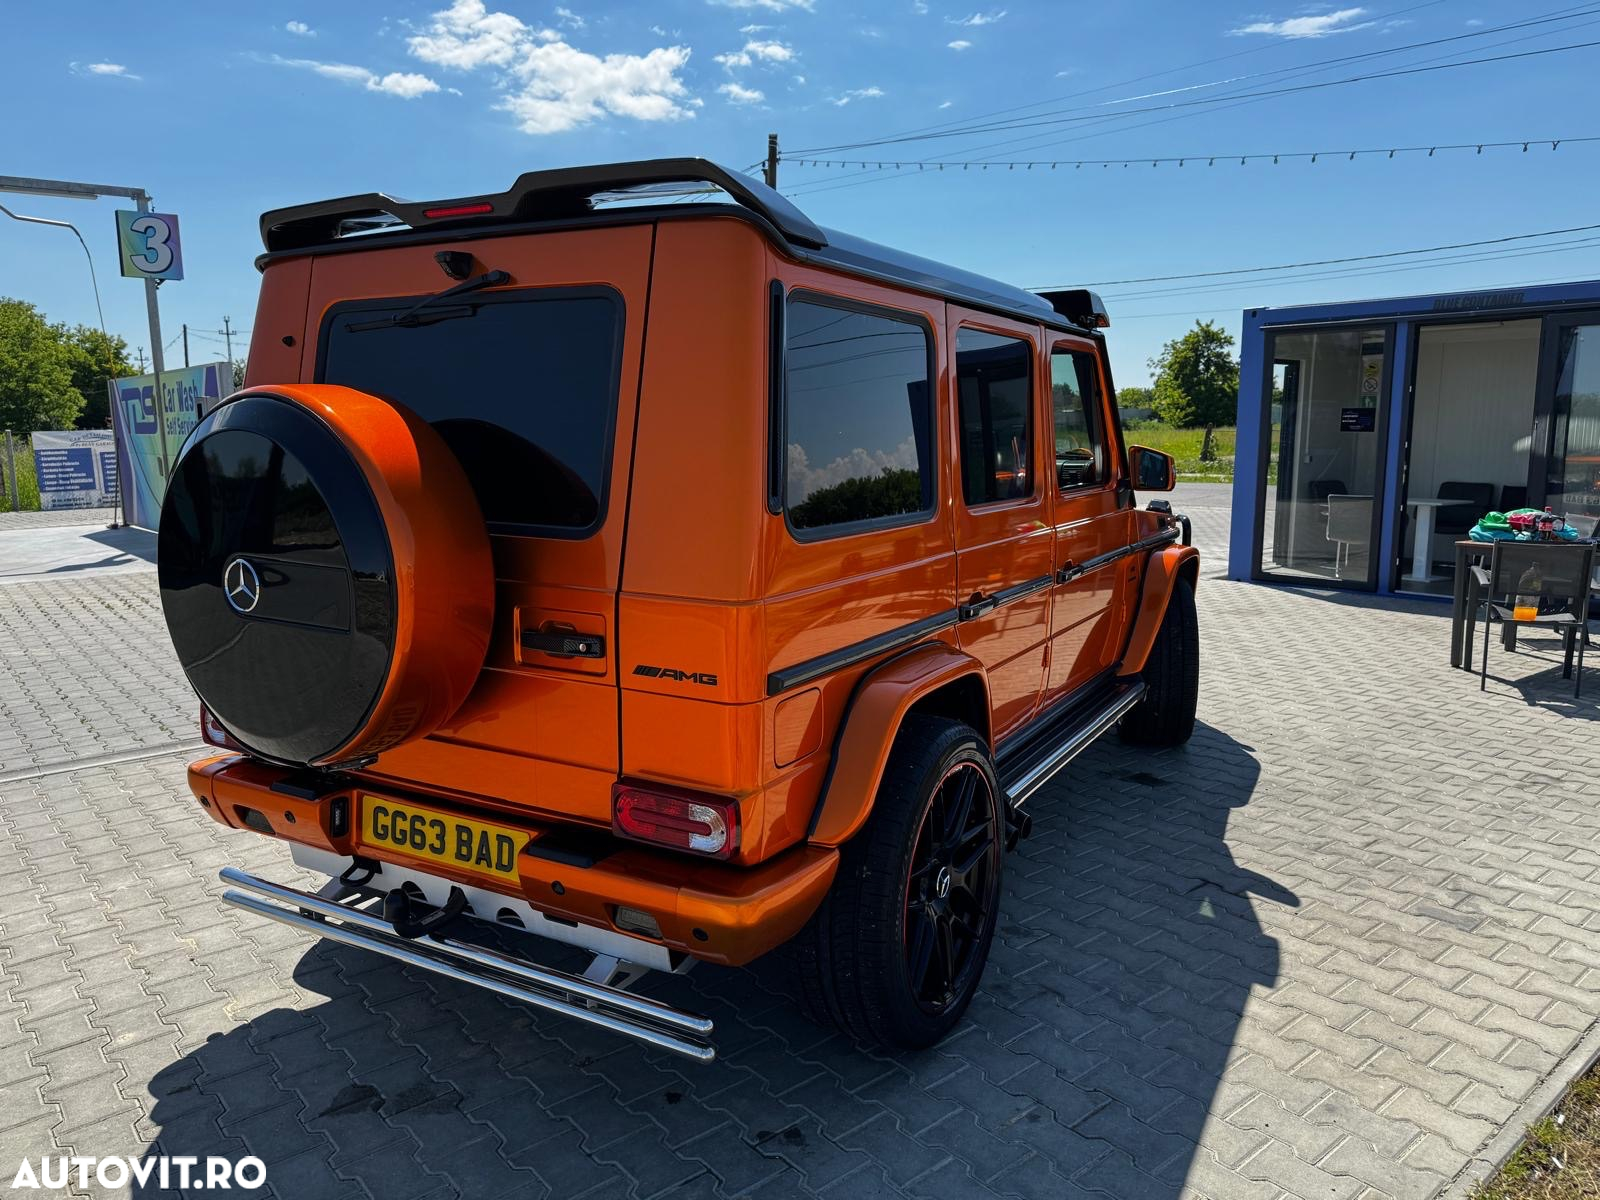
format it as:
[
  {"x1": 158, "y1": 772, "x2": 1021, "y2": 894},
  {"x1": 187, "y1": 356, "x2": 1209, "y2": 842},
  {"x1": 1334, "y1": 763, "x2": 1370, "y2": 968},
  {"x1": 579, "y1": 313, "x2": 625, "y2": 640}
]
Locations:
[{"x1": 6, "y1": 0, "x2": 1600, "y2": 386}]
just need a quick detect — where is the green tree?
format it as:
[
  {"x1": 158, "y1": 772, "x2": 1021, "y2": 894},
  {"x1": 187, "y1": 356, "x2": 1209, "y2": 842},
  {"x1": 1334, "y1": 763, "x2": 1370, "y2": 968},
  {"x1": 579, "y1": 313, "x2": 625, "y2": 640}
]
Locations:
[
  {"x1": 788, "y1": 467, "x2": 922, "y2": 530},
  {"x1": 0, "y1": 299, "x2": 81, "y2": 433},
  {"x1": 63, "y1": 325, "x2": 134, "y2": 429},
  {"x1": 1117, "y1": 385, "x2": 1155, "y2": 411},
  {"x1": 1149, "y1": 320, "x2": 1239, "y2": 462}
]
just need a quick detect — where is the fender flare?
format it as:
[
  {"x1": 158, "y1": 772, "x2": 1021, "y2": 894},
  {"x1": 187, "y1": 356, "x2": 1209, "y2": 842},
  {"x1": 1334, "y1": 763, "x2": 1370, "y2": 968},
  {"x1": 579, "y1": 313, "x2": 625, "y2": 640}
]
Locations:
[
  {"x1": 1117, "y1": 543, "x2": 1200, "y2": 677},
  {"x1": 806, "y1": 641, "x2": 989, "y2": 848}
]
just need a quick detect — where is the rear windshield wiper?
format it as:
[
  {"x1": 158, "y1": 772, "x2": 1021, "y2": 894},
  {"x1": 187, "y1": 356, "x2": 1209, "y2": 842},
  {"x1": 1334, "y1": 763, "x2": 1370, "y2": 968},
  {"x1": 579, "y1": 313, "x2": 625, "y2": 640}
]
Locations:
[{"x1": 347, "y1": 269, "x2": 510, "y2": 333}]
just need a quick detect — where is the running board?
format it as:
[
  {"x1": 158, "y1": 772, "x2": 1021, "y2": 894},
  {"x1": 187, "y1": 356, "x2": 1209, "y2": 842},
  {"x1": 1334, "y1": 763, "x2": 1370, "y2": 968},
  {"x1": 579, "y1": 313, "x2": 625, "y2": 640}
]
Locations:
[
  {"x1": 999, "y1": 679, "x2": 1145, "y2": 809},
  {"x1": 217, "y1": 866, "x2": 716, "y2": 1062}
]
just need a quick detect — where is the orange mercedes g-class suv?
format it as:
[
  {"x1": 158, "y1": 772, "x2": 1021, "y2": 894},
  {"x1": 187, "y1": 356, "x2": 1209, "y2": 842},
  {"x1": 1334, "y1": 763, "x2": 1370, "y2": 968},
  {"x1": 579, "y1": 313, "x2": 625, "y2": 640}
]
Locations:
[{"x1": 160, "y1": 159, "x2": 1198, "y2": 1062}]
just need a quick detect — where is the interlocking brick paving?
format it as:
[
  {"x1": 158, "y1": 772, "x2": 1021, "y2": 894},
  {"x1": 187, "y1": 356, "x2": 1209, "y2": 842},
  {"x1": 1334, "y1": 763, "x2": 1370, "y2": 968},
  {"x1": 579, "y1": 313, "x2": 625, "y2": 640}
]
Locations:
[{"x1": 1, "y1": 485, "x2": 1597, "y2": 1198}]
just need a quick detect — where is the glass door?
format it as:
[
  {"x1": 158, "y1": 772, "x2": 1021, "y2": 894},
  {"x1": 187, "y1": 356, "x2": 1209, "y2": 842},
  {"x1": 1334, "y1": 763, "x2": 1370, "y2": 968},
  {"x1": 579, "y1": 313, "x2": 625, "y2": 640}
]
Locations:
[
  {"x1": 1543, "y1": 316, "x2": 1600, "y2": 529},
  {"x1": 1257, "y1": 326, "x2": 1390, "y2": 587}
]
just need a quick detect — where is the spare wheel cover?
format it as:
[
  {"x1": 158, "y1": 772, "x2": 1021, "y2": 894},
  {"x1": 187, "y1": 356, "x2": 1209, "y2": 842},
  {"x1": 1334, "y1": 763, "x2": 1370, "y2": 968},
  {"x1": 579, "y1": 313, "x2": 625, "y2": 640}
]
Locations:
[{"x1": 158, "y1": 384, "x2": 493, "y2": 767}]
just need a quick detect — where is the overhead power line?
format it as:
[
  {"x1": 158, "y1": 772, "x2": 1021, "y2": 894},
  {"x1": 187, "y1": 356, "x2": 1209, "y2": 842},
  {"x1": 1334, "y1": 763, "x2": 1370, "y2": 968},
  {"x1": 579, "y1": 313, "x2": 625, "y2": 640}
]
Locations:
[
  {"x1": 790, "y1": 5, "x2": 1600, "y2": 156},
  {"x1": 788, "y1": 135, "x2": 1596, "y2": 174},
  {"x1": 799, "y1": 40, "x2": 1600, "y2": 156},
  {"x1": 1038, "y1": 222, "x2": 1600, "y2": 289}
]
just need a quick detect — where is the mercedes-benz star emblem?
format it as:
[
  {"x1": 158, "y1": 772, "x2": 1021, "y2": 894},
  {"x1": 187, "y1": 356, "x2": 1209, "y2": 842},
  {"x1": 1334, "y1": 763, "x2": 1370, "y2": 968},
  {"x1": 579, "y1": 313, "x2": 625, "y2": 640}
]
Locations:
[{"x1": 223, "y1": 558, "x2": 262, "y2": 614}]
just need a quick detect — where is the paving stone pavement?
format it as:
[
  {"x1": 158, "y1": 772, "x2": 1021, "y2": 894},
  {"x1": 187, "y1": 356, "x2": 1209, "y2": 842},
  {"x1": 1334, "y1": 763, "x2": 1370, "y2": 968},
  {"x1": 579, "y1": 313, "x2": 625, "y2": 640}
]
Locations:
[
  {"x1": 0, "y1": 508, "x2": 119, "y2": 531},
  {"x1": 3, "y1": 489, "x2": 1599, "y2": 1199},
  {"x1": 0, "y1": 576, "x2": 196, "y2": 779}
]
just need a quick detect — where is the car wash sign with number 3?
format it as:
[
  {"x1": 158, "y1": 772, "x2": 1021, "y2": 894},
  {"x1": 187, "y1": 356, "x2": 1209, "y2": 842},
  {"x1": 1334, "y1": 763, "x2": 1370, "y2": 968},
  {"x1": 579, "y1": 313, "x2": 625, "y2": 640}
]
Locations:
[{"x1": 115, "y1": 209, "x2": 183, "y2": 280}]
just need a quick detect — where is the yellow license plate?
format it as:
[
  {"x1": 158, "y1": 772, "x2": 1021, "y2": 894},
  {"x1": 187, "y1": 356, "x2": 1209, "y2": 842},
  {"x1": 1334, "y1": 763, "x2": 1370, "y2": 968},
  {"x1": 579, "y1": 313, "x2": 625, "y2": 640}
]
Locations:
[{"x1": 360, "y1": 797, "x2": 528, "y2": 882}]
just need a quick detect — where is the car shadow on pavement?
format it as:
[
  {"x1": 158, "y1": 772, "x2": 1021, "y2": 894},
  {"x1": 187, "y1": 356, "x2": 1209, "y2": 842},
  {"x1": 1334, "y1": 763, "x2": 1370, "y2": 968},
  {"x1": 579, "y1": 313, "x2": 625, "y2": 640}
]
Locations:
[{"x1": 135, "y1": 720, "x2": 1290, "y2": 1200}]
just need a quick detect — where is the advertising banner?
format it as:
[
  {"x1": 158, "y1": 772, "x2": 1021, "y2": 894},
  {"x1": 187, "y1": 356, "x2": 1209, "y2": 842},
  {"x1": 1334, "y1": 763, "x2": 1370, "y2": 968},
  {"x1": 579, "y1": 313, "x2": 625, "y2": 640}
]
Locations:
[
  {"x1": 31, "y1": 430, "x2": 118, "y2": 510},
  {"x1": 112, "y1": 361, "x2": 230, "y2": 529}
]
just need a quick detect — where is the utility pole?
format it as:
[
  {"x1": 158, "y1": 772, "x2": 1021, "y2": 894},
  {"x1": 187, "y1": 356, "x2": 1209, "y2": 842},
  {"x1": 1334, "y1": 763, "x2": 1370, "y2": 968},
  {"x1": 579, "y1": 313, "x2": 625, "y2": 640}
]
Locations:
[
  {"x1": 765, "y1": 133, "x2": 779, "y2": 189},
  {"x1": 182, "y1": 323, "x2": 189, "y2": 368},
  {"x1": 136, "y1": 346, "x2": 147, "y2": 372},
  {"x1": 222, "y1": 316, "x2": 234, "y2": 370}
]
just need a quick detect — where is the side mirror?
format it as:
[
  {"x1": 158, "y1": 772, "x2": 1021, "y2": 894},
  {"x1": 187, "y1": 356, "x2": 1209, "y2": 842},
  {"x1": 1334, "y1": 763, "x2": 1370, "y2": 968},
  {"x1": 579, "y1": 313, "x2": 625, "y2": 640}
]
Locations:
[{"x1": 1128, "y1": 445, "x2": 1176, "y2": 492}]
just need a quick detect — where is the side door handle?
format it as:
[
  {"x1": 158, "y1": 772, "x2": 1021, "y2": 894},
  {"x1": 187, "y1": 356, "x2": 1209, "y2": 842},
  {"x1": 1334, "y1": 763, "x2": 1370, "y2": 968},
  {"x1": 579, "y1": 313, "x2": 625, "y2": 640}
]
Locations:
[
  {"x1": 959, "y1": 593, "x2": 999, "y2": 620},
  {"x1": 1056, "y1": 561, "x2": 1080, "y2": 584}
]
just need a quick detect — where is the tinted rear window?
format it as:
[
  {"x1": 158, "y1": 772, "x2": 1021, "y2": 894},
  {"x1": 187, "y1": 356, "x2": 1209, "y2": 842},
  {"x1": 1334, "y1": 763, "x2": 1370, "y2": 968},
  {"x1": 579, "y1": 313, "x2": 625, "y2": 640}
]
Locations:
[{"x1": 319, "y1": 288, "x2": 622, "y2": 533}]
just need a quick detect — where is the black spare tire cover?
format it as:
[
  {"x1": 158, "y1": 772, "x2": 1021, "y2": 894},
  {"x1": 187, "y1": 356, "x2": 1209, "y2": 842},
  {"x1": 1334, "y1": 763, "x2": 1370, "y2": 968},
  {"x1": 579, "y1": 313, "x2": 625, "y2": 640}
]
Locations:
[{"x1": 158, "y1": 388, "x2": 492, "y2": 767}]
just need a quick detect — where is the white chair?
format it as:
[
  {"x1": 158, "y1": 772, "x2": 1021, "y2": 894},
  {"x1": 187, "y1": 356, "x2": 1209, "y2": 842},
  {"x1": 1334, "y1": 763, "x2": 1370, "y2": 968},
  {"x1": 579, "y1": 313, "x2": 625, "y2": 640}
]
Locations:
[{"x1": 1325, "y1": 494, "x2": 1373, "y2": 580}]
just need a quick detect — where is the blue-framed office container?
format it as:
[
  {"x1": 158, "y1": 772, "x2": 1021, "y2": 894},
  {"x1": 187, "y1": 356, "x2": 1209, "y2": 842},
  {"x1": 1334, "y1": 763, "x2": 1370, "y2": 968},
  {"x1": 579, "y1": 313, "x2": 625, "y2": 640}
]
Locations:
[{"x1": 1228, "y1": 279, "x2": 1600, "y2": 596}]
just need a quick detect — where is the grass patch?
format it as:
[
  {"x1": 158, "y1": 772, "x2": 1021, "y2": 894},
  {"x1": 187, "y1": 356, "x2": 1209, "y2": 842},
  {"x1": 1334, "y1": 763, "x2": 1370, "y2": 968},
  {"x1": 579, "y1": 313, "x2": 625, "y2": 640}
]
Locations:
[
  {"x1": 1124, "y1": 424, "x2": 1242, "y2": 483},
  {"x1": 1473, "y1": 1063, "x2": 1600, "y2": 1199},
  {"x1": 0, "y1": 434, "x2": 41, "y2": 512}
]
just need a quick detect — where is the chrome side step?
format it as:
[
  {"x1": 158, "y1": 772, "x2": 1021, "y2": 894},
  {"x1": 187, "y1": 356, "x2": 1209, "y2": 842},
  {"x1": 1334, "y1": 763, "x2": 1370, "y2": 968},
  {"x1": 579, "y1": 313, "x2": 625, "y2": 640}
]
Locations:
[
  {"x1": 218, "y1": 866, "x2": 716, "y2": 1062},
  {"x1": 1001, "y1": 679, "x2": 1146, "y2": 809}
]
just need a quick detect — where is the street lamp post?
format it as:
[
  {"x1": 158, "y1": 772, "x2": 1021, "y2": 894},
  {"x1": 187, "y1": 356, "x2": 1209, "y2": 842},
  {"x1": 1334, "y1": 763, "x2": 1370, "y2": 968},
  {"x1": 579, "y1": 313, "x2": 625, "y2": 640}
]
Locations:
[
  {"x1": 0, "y1": 175, "x2": 171, "y2": 479},
  {"x1": 0, "y1": 203, "x2": 109, "y2": 340}
]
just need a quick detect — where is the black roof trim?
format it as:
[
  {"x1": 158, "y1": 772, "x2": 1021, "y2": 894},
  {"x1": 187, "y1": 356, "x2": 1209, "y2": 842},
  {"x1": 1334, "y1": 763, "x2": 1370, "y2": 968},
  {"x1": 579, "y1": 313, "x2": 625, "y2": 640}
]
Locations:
[
  {"x1": 260, "y1": 158, "x2": 828, "y2": 253},
  {"x1": 256, "y1": 158, "x2": 1093, "y2": 334},
  {"x1": 1034, "y1": 288, "x2": 1110, "y2": 329}
]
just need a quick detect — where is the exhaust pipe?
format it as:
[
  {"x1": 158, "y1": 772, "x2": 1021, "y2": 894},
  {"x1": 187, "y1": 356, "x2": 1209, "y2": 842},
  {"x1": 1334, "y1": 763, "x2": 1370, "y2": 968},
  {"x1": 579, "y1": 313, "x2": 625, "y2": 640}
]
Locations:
[{"x1": 218, "y1": 866, "x2": 716, "y2": 1062}]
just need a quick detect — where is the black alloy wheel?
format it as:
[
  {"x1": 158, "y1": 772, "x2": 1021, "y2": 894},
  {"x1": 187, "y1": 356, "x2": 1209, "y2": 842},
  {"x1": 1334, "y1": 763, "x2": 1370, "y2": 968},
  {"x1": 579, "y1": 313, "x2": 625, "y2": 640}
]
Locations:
[{"x1": 903, "y1": 759, "x2": 1000, "y2": 1013}]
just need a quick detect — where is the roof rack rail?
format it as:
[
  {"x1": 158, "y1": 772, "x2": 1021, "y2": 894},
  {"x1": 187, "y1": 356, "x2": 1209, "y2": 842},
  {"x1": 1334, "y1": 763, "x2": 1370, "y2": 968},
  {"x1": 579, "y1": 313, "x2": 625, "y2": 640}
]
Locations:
[
  {"x1": 1034, "y1": 288, "x2": 1110, "y2": 329},
  {"x1": 259, "y1": 158, "x2": 829, "y2": 254}
]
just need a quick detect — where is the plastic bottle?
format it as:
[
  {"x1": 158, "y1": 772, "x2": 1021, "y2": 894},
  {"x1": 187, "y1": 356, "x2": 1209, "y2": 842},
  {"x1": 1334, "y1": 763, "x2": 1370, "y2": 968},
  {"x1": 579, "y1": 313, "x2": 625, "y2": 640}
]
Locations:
[{"x1": 1514, "y1": 560, "x2": 1542, "y2": 621}]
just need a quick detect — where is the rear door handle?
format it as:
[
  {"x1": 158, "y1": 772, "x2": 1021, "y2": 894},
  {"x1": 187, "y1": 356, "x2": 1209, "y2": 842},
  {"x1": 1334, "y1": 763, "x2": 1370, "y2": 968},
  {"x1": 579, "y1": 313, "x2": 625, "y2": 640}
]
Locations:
[
  {"x1": 521, "y1": 626, "x2": 606, "y2": 659},
  {"x1": 1057, "y1": 561, "x2": 1080, "y2": 584}
]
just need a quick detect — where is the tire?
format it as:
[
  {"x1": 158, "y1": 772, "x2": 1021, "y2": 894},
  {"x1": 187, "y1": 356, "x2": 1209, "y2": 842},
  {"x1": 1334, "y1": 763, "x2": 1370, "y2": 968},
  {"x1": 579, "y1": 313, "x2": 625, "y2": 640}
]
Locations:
[
  {"x1": 1120, "y1": 574, "x2": 1199, "y2": 747},
  {"x1": 790, "y1": 716, "x2": 1004, "y2": 1049}
]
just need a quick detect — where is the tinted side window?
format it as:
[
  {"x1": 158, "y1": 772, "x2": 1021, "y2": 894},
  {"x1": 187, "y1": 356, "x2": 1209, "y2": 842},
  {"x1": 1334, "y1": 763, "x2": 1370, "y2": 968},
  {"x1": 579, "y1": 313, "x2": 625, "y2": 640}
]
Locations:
[
  {"x1": 783, "y1": 297, "x2": 934, "y2": 533},
  {"x1": 320, "y1": 290, "x2": 622, "y2": 533},
  {"x1": 957, "y1": 328, "x2": 1034, "y2": 505},
  {"x1": 1051, "y1": 348, "x2": 1106, "y2": 490}
]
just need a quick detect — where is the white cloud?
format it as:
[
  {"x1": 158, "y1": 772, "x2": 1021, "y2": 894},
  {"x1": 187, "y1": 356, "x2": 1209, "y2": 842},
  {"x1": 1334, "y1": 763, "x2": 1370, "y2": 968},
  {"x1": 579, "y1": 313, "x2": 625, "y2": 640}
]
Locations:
[
  {"x1": 72, "y1": 61, "x2": 141, "y2": 80},
  {"x1": 787, "y1": 437, "x2": 919, "y2": 506},
  {"x1": 949, "y1": 9, "x2": 1005, "y2": 25},
  {"x1": 831, "y1": 85, "x2": 884, "y2": 105},
  {"x1": 707, "y1": 0, "x2": 813, "y2": 10},
  {"x1": 285, "y1": 20, "x2": 314, "y2": 36},
  {"x1": 269, "y1": 55, "x2": 440, "y2": 98},
  {"x1": 554, "y1": 6, "x2": 584, "y2": 29},
  {"x1": 408, "y1": 0, "x2": 697, "y2": 133},
  {"x1": 719, "y1": 81, "x2": 764, "y2": 103},
  {"x1": 1466, "y1": 16, "x2": 1484, "y2": 25},
  {"x1": 715, "y1": 38, "x2": 795, "y2": 69},
  {"x1": 1230, "y1": 7, "x2": 1372, "y2": 37},
  {"x1": 408, "y1": 0, "x2": 535, "y2": 68},
  {"x1": 938, "y1": 99, "x2": 952, "y2": 108},
  {"x1": 502, "y1": 42, "x2": 694, "y2": 132},
  {"x1": 947, "y1": 39, "x2": 972, "y2": 50},
  {"x1": 739, "y1": 22, "x2": 771, "y2": 32},
  {"x1": 913, "y1": 0, "x2": 929, "y2": 12}
]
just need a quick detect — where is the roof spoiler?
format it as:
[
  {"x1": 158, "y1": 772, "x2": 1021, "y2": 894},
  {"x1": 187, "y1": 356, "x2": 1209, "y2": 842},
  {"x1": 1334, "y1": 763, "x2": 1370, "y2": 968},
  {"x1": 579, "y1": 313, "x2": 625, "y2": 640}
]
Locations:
[
  {"x1": 1034, "y1": 288, "x2": 1110, "y2": 329},
  {"x1": 258, "y1": 158, "x2": 830, "y2": 254}
]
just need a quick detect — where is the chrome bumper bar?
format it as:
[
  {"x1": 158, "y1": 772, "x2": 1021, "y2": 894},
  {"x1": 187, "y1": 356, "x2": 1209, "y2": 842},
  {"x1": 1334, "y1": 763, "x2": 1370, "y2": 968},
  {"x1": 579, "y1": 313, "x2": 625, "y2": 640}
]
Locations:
[{"x1": 218, "y1": 866, "x2": 716, "y2": 1062}]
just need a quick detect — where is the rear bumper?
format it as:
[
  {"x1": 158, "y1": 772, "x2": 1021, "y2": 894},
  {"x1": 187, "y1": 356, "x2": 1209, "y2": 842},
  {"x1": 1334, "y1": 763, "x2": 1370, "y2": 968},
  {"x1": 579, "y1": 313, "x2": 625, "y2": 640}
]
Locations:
[{"x1": 187, "y1": 754, "x2": 837, "y2": 966}]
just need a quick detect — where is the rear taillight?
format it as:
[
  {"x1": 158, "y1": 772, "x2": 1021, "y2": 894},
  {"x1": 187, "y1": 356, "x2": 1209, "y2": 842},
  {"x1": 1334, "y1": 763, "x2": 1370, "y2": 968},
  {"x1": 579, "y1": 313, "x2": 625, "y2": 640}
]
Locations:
[
  {"x1": 612, "y1": 783, "x2": 739, "y2": 859},
  {"x1": 200, "y1": 705, "x2": 243, "y2": 751}
]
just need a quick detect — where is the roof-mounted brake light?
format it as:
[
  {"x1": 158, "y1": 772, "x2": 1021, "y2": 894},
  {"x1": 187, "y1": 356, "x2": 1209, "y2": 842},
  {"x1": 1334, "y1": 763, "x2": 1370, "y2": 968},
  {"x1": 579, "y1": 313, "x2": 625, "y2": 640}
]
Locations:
[{"x1": 423, "y1": 202, "x2": 495, "y2": 219}]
